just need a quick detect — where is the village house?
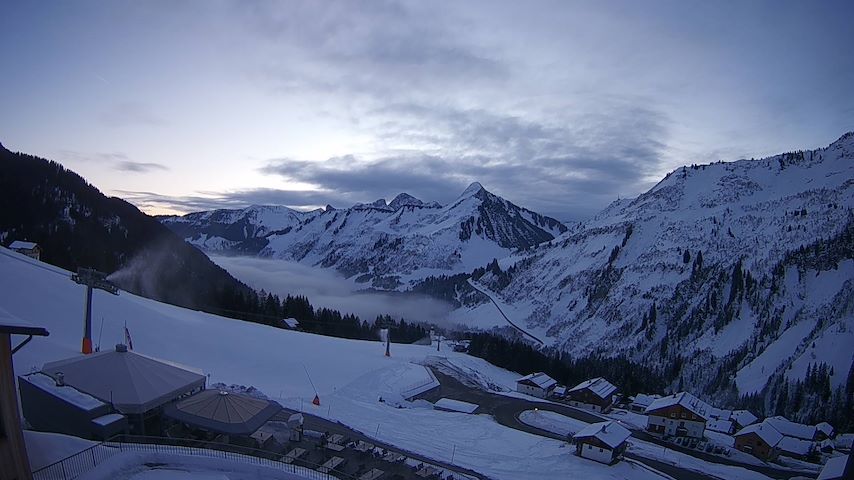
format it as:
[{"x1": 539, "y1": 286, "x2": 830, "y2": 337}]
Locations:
[
  {"x1": 817, "y1": 454, "x2": 852, "y2": 480},
  {"x1": 572, "y1": 421, "x2": 631, "y2": 465},
  {"x1": 707, "y1": 418, "x2": 736, "y2": 435},
  {"x1": 765, "y1": 416, "x2": 819, "y2": 441},
  {"x1": 551, "y1": 385, "x2": 567, "y2": 399},
  {"x1": 644, "y1": 391, "x2": 712, "y2": 439},
  {"x1": 816, "y1": 422, "x2": 835, "y2": 441},
  {"x1": 731, "y1": 409, "x2": 759, "y2": 429},
  {"x1": 565, "y1": 377, "x2": 618, "y2": 412},
  {"x1": 515, "y1": 372, "x2": 557, "y2": 398},
  {"x1": 8, "y1": 240, "x2": 41, "y2": 261},
  {"x1": 734, "y1": 422, "x2": 784, "y2": 461},
  {"x1": 777, "y1": 435, "x2": 814, "y2": 461},
  {"x1": 629, "y1": 393, "x2": 661, "y2": 413}
]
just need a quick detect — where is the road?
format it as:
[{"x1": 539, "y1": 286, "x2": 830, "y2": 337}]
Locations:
[
  {"x1": 466, "y1": 279, "x2": 544, "y2": 345},
  {"x1": 418, "y1": 368, "x2": 816, "y2": 480}
]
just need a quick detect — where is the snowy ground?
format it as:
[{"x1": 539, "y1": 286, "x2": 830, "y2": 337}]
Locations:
[
  {"x1": 3, "y1": 248, "x2": 666, "y2": 480},
  {"x1": 25, "y1": 430, "x2": 96, "y2": 470},
  {"x1": 603, "y1": 409, "x2": 650, "y2": 430}
]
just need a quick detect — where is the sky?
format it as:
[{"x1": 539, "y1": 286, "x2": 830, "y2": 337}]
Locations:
[{"x1": 1, "y1": 0, "x2": 852, "y2": 220}]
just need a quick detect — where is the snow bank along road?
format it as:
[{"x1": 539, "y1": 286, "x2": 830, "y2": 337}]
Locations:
[{"x1": 418, "y1": 368, "x2": 815, "y2": 480}]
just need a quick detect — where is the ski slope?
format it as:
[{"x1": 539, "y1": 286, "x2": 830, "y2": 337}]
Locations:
[{"x1": 1, "y1": 247, "x2": 664, "y2": 480}]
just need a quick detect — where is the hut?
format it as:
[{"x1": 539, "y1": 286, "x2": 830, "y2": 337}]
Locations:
[
  {"x1": 565, "y1": 377, "x2": 617, "y2": 412},
  {"x1": 8, "y1": 241, "x2": 41, "y2": 261}
]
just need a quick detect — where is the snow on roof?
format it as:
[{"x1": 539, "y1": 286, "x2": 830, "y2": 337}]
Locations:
[
  {"x1": 707, "y1": 419, "x2": 735, "y2": 433},
  {"x1": 631, "y1": 393, "x2": 661, "y2": 407},
  {"x1": 516, "y1": 372, "x2": 557, "y2": 390},
  {"x1": 778, "y1": 436, "x2": 814, "y2": 456},
  {"x1": 734, "y1": 422, "x2": 784, "y2": 447},
  {"x1": 765, "y1": 416, "x2": 817, "y2": 441},
  {"x1": 91, "y1": 413, "x2": 125, "y2": 426},
  {"x1": 732, "y1": 410, "x2": 758, "y2": 427},
  {"x1": 645, "y1": 392, "x2": 713, "y2": 420},
  {"x1": 434, "y1": 398, "x2": 479, "y2": 414},
  {"x1": 573, "y1": 421, "x2": 631, "y2": 449},
  {"x1": 817, "y1": 422, "x2": 835, "y2": 436},
  {"x1": 0, "y1": 310, "x2": 49, "y2": 336},
  {"x1": 9, "y1": 240, "x2": 38, "y2": 250},
  {"x1": 283, "y1": 318, "x2": 299, "y2": 328},
  {"x1": 818, "y1": 455, "x2": 851, "y2": 480},
  {"x1": 24, "y1": 372, "x2": 106, "y2": 411},
  {"x1": 42, "y1": 348, "x2": 206, "y2": 414},
  {"x1": 553, "y1": 386, "x2": 567, "y2": 396},
  {"x1": 567, "y1": 377, "x2": 617, "y2": 400}
]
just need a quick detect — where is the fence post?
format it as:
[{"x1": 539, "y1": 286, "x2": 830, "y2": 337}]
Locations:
[{"x1": 91, "y1": 447, "x2": 97, "y2": 469}]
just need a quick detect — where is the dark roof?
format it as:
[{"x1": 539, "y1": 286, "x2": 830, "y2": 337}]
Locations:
[
  {"x1": 164, "y1": 389, "x2": 282, "y2": 435},
  {"x1": 42, "y1": 346, "x2": 206, "y2": 414},
  {"x1": 0, "y1": 314, "x2": 49, "y2": 337}
]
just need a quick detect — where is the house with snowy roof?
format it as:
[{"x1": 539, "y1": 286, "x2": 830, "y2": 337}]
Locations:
[
  {"x1": 817, "y1": 454, "x2": 852, "y2": 480},
  {"x1": 707, "y1": 418, "x2": 736, "y2": 435},
  {"x1": 731, "y1": 410, "x2": 759, "y2": 429},
  {"x1": 572, "y1": 421, "x2": 631, "y2": 465},
  {"x1": 816, "y1": 422, "x2": 835, "y2": 441},
  {"x1": 734, "y1": 422, "x2": 784, "y2": 461},
  {"x1": 565, "y1": 377, "x2": 617, "y2": 412},
  {"x1": 644, "y1": 391, "x2": 712, "y2": 439},
  {"x1": 765, "y1": 416, "x2": 818, "y2": 441},
  {"x1": 777, "y1": 435, "x2": 814, "y2": 460},
  {"x1": 629, "y1": 393, "x2": 661, "y2": 413},
  {"x1": 515, "y1": 372, "x2": 557, "y2": 398},
  {"x1": 8, "y1": 240, "x2": 41, "y2": 260}
]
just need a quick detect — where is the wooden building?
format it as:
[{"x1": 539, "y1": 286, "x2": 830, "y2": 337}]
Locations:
[
  {"x1": 0, "y1": 316, "x2": 49, "y2": 480},
  {"x1": 573, "y1": 421, "x2": 631, "y2": 465},
  {"x1": 645, "y1": 392, "x2": 712, "y2": 439},
  {"x1": 7, "y1": 241, "x2": 41, "y2": 261},
  {"x1": 734, "y1": 422, "x2": 783, "y2": 461},
  {"x1": 565, "y1": 377, "x2": 617, "y2": 412}
]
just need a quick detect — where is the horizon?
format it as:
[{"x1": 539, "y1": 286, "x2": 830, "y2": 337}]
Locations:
[{"x1": 2, "y1": 1, "x2": 853, "y2": 220}]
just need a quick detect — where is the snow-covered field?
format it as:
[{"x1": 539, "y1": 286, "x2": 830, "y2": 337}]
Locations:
[
  {"x1": 3, "y1": 248, "x2": 665, "y2": 480},
  {"x1": 518, "y1": 409, "x2": 588, "y2": 437}
]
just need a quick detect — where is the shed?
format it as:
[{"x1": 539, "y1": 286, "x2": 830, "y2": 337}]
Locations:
[
  {"x1": 629, "y1": 393, "x2": 660, "y2": 413},
  {"x1": 777, "y1": 435, "x2": 814, "y2": 460},
  {"x1": 8, "y1": 241, "x2": 41, "y2": 261},
  {"x1": 707, "y1": 419, "x2": 736, "y2": 435},
  {"x1": 816, "y1": 422, "x2": 835, "y2": 440},
  {"x1": 163, "y1": 389, "x2": 281, "y2": 436},
  {"x1": 573, "y1": 421, "x2": 631, "y2": 465}
]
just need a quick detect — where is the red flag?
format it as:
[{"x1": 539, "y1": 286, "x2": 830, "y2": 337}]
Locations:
[{"x1": 312, "y1": 394, "x2": 321, "y2": 406}]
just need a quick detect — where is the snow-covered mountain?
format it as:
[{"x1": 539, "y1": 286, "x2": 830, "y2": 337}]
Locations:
[
  {"x1": 467, "y1": 132, "x2": 853, "y2": 406},
  {"x1": 160, "y1": 183, "x2": 567, "y2": 288}
]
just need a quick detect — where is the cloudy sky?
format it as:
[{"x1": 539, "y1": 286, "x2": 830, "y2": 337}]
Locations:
[{"x1": 2, "y1": 1, "x2": 852, "y2": 220}]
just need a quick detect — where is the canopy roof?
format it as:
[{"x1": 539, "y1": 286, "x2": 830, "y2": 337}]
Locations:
[
  {"x1": 0, "y1": 312, "x2": 49, "y2": 337},
  {"x1": 164, "y1": 389, "x2": 282, "y2": 435},
  {"x1": 42, "y1": 345, "x2": 206, "y2": 414}
]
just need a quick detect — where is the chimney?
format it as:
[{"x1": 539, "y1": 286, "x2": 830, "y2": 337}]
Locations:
[{"x1": 55, "y1": 372, "x2": 65, "y2": 386}]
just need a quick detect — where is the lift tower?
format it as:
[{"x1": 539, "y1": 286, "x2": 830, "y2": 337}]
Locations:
[{"x1": 71, "y1": 267, "x2": 118, "y2": 354}]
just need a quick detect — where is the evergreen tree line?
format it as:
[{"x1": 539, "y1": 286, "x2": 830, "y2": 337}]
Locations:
[
  {"x1": 466, "y1": 332, "x2": 667, "y2": 397},
  {"x1": 739, "y1": 360, "x2": 854, "y2": 433},
  {"x1": 209, "y1": 291, "x2": 429, "y2": 343}
]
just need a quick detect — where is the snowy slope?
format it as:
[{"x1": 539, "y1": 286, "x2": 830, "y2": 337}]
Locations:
[
  {"x1": 160, "y1": 184, "x2": 566, "y2": 288},
  {"x1": 2, "y1": 247, "x2": 662, "y2": 480},
  {"x1": 475, "y1": 133, "x2": 854, "y2": 401}
]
